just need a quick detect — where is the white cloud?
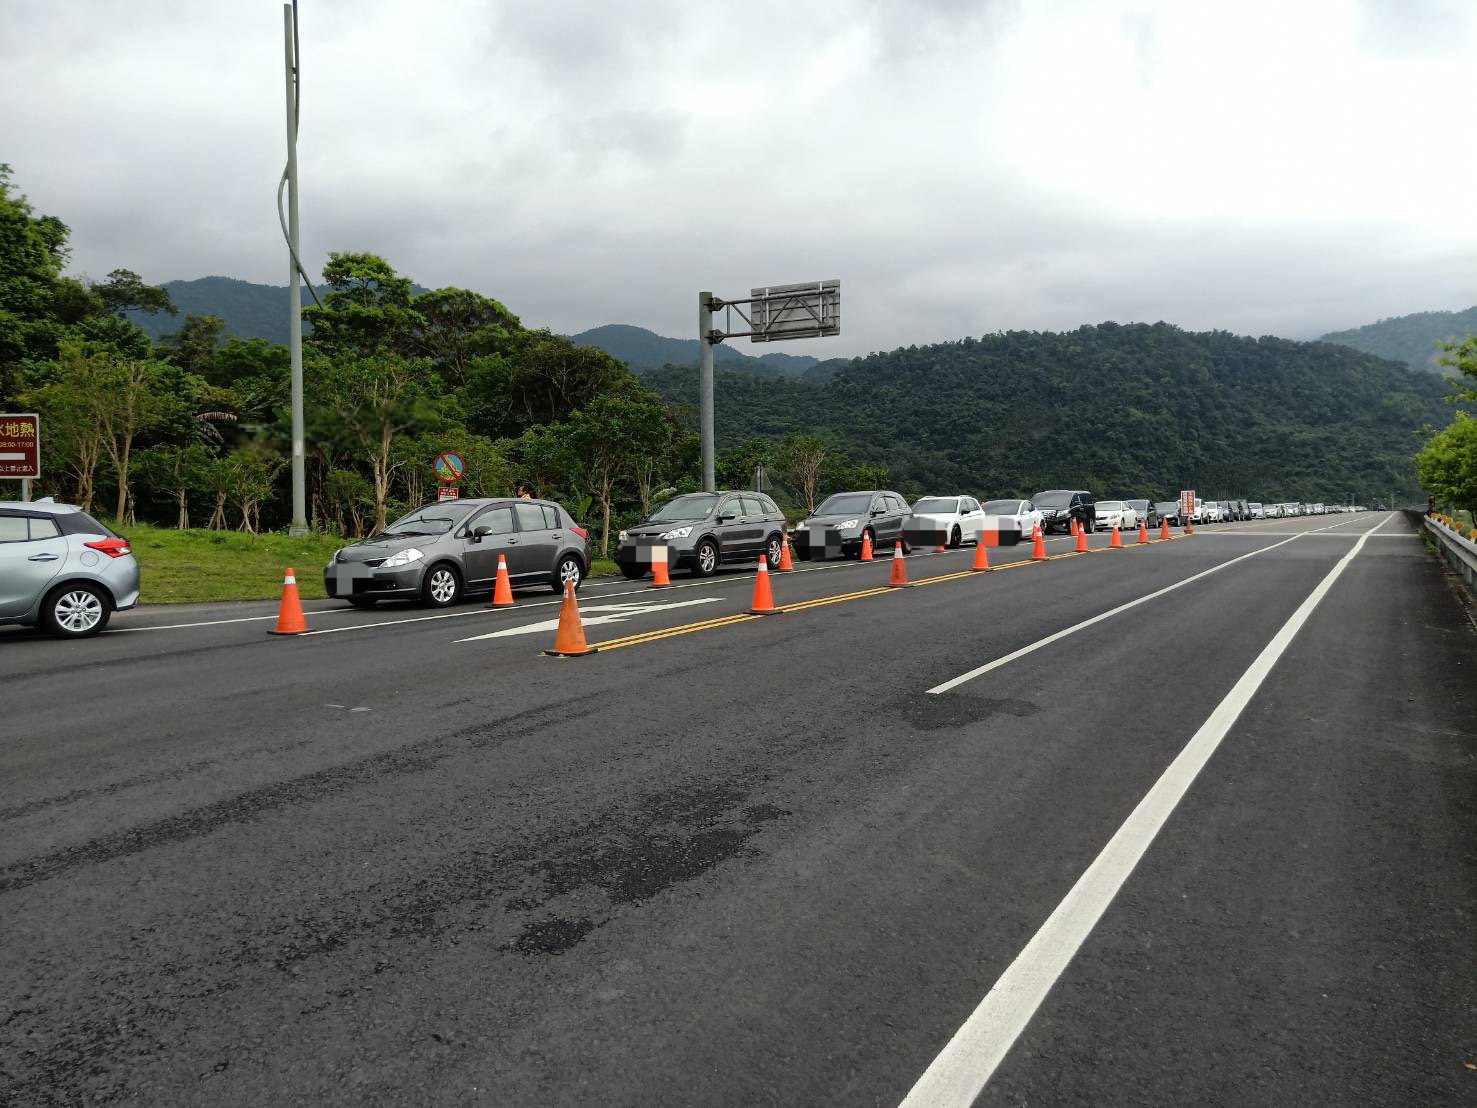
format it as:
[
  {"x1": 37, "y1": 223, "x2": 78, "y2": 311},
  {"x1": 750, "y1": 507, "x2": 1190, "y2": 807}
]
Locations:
[{"x1": 3, "y1": 0, "x2": 1473, "y2": 354}]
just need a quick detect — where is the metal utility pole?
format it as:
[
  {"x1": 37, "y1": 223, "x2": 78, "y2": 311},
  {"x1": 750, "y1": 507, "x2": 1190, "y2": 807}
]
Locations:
[
  {"x1": 699, "y1": 291, "x2": 715, "y2": 493},
  {"x1": 283, "y1": 4, "x2": 308, "y2": 535}
]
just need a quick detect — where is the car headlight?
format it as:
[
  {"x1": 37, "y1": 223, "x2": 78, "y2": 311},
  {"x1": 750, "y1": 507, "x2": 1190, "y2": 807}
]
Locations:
[
  {"x1": 835, "y1": 519, "x2": 858, "y2": 530},
  {"x1": 381, "y1": 547, "x2": 424, "y2": 568},
  {"x1": 661, "y1": 526, "x2": 693, "y2": 540}
]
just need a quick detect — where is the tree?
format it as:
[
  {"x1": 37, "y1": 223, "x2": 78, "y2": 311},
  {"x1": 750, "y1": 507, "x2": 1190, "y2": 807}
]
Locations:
[
  {"x1": 564, "y1": 394, "x2": 674, "y2": 558},
  {"x1": 92, "y1": 268, "x2": 175, "y2": 318},
  {"x1": 408, "y1": 287, "x2": 519, "y2": 389},
  {"x1": 17, "y1": 344, "x2": 109, "y2": 509},
  {"x1": 136, "y1": 442, "x2": 210, "y2": 529},
  {"x1": 159, "y1": 314, "x2": 226, "y2": 376},
  {"x1": 303, "y1": 252, "x2": 421, "y2": 359},
  {"x1": 93, "y1": 357, "x2": 171, "y2": 522},
  {"x1": 776, "y1": 433, "x2": 829, "y2": 513},
  {"x1": 1416, "y1": 412, "x2": 1477, "y2": 517},
  {"x1": 1440, "y1": 335, "x2": 1477, "y2": 404}
]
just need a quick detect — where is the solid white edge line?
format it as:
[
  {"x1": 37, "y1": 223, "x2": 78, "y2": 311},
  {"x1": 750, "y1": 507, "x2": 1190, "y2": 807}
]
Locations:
[
  {"x1": 899, "y1": 516, "x2": 1385, "y2": 1107},
  {"x1": 926, "y1": 534, "x2": 1303, "y2": 694}
]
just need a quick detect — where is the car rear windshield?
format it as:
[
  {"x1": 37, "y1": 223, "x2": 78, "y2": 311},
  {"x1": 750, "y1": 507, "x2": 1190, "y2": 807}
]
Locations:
[
  {"x1": 648, "y1": 493, "x2": 718, "y2": 521},
  {"x1": 1033, "y1": 492, "x2": 1070, "y2": 508},
  {"x1": 1154, "y1": 502, "x2": 1177, "y2": 511},
  {"x1": 381, "y1": 506, "x2": 470, "y2": 537},
  {"x1": 911, "y1": 497, "x2": 959, "y2": 513},
  {"x1": 815, "y1": 493, "x2": 872, "y2": 515},
  {"x1": 981, "y1": 500, "x2": 1019, "y2": 514}
]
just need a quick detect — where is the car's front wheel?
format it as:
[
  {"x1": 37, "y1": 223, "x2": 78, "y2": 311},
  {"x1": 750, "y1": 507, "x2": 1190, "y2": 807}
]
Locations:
[
  {"x1": 40, "y1": 582, "x2": 111, "y2": 638},
  {"x1": 765, "y1": 534, "x2": 784, "y2": 569},
  {"x1": 619, "y1": 564, "x2": 647, "y2": 581},
  {"x1": 420, "y1": 563, "x2": 462, "y2": 608},
  {"x1": 551, "y1": 554, "x2": 584, "y2": 594},
  {"x1": 691, "y1": 538, "x2": 719, "y2": 577},
  {"x1": 949, "y1": 526, "x2": 962, "y2": 549}
]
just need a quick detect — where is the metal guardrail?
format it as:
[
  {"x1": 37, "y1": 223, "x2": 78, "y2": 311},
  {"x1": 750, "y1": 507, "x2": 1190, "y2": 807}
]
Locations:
[{"x1": 1424, "y1": 515, "x2": 1477, "y2": 592}]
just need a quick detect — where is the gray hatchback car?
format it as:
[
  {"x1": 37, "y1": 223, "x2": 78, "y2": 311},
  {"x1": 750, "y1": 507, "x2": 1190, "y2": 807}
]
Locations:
[
  {"x1": 0, "y1": 500, "x2": 141, "y2": 637},
  {"x1": 325, "y1": 498, "x2": 591, "y2": 608}
]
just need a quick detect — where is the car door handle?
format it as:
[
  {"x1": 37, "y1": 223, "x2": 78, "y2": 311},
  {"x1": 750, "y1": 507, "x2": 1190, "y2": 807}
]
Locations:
[{"x1": 29, "y1": 553, "x2": 59, "y2": 562}]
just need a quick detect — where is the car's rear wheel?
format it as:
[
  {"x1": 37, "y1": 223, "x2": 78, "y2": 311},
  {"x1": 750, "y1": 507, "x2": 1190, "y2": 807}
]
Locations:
[
  {"x1": 552, "y1": 554, "x2": 584, "y2": 594},
  {"x1": 40, "y1": 583, "x2": 110, "y2": 638},
  {"x1": 691, "y1": 538, "x2": 719, "y2": 577},
  {"x1": 420, "y1": 563, "x2": 462, "y2": 608},
  {"x1": 619, "y1": 564, "x2": 647, "y2": 580},
  {"x1": 765, "y1": 534, "x2": 784, "y2": 569}
]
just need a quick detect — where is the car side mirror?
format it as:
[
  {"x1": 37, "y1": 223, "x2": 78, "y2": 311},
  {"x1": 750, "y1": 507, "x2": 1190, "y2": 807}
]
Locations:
[
  {"x1": 870, "y1": 508, "x2": 885, "y2": 517},
  {"x1": 717, "y1": 512, "x2": 733, "y2": 523},
  {"x1": 473, "y1": 525, "x2": 493, "y2": 539}
]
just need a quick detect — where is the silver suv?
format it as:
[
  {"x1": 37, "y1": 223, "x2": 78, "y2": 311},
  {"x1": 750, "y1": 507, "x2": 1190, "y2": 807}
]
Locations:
[
  {"x1": 0, "y1": 500, "x2": 141, "y2": 637},
  {"x1": 325, "y1": 497, "x2": 592, "y2": 608}
]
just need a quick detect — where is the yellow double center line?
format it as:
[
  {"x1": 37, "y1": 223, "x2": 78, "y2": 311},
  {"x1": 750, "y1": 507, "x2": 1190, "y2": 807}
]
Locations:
[{"x1": 592, "y1": 536, "x2": 1188, "y2": 652}]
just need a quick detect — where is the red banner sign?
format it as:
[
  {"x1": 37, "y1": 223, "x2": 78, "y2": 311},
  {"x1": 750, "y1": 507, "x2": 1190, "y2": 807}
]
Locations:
[{"x1": 0, "y1": 413, "x2": 40, "y2": 479}]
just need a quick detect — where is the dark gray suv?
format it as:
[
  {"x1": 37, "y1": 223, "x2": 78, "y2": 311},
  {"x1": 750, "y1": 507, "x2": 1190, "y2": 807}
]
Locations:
[
  {"x1": 325, "y1": 498, "x2": 590, "y2": 608},
  {"x1": 793, "y1": 490, "x2": 911, "y2": 560},
  {"x1": 615, "y1": 491, "x2": 788, "y2": 579}
]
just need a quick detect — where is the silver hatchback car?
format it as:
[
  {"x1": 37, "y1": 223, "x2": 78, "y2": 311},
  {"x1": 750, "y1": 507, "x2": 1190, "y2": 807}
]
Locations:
[{"x1": 0, "y1": 500, "x2": 141, "y2": 637}]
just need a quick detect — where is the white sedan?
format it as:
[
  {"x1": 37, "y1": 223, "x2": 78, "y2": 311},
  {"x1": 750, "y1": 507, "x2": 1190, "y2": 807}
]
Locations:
[
  {"x1": 908, "y1": 495, "x2": 987, "y2": 547},
  {"x1": 980, "y1": 498, "x2": 1044, "y2": 539},
  {"x1": 1094, "y1": 500, "x2": 1139, "y2": 530}
]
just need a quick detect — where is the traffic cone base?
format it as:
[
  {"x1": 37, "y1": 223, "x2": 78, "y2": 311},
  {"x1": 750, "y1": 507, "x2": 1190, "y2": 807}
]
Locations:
[
  {"x1": 777, "y1": 535, "x2": 795, "y2": 572},
  {"x1": 649, "y1": 544, "x2": 672, "y2": 588},
  {"x1": 971, "y1": 540, "x2": 991, "y2": 572},
  {"x1": 268, "y1": 567, "x2": 308, "y2": 635},
  {"x1": 492, "y1": 553, "x2": 515, "y2": 606},
  {"x1": 749, "y1": 556, "x2": 781, "y2": 614},
  {"x1": 543, "y1": 581, "x2": 597, "y2": 656},
  {"x1": 888, "y1": 541, "x2": 912, "y2": 587}
]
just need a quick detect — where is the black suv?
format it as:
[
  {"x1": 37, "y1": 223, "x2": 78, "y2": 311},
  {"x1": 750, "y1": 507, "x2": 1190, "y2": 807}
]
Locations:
[
  {"x1": 1125, "y1": 499, "x2": 1159, "y2": 527},
  {"x1": 1032, "y1": 489, "x2": 1096, "y2": 534},
  {"x1": 615, "y1": 490, "x2": 789, "y2": 579}
]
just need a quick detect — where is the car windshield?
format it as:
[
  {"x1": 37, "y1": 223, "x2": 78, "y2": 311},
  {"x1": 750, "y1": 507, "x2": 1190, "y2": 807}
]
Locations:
[
  {"x1": 912, "y1": 497, "x2": 959, "y2": 513},
  {"x1": 1033, "y1": 492, "x2": 1070, "y2": 508},
  {"x1": 379, "y1": 506, "x2": 469, "y2": 537},
  {"x1": 815, "y1": 493, "x2": 873, "y2": 516},
  {"x1": 982, "y1": 500, "x2": 1020, "y2": 514},
  {"x1": 1127, "y1": 500, "x2": 1148, "y2": 509},
  {"x1": 1155, "y1": 502, "x2": 1177, "y2": 512},
  {"x1": 1096, "y1": 501, "x2": 1124, "y2": 512},
  {"x1": 648, "y1": 493, "x2": 718, "y2": 522}
]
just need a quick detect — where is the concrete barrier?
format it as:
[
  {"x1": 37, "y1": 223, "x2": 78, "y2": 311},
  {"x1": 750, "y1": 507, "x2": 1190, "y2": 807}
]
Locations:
[{"x1": 1424, "y1": 515, "x2": 1477, "y2": 594}]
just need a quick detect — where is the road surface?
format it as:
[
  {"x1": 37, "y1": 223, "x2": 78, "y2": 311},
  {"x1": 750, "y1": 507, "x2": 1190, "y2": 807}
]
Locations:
[{"x1": 3, "y1": 512, "x2": 1473, "y2": 1106}]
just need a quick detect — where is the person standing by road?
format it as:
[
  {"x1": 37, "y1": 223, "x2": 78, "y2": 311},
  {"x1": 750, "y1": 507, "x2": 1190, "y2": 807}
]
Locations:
[{"x1": 515, "y1": 482, "x2": 534, "y2": 500}]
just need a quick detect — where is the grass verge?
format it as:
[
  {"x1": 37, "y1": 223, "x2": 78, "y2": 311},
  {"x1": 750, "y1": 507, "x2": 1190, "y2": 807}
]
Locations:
[{"x1": 120, "y1": 522, "x2": 622, "y2": 604}]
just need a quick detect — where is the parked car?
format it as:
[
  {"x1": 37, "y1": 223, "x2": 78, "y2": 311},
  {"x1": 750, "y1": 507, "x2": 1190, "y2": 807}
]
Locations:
[
  {"x1": 1094, "y1": 500, "x2": 1138, "y2": 530},
  {"x1": 794, "y1": 490, "x2": 911, "y2": 559},
  {"x1": 1248, "y1": 502, "x2": 1265, "y2": 518},
  {"x1": 908, "y1": 495, "x2": 986, "y2": 548},
  {"x1": 1032, "y1": 489, "x2": 1096, "y2": 534},
  {"x1": 0, "y1": 500, "x2": 140, "y2": 637},
  {"x1": 327, "y1": 497, "x2": 591, "y2": 606},
  {"x1": 1125, "y1": 499, "x2": 1159, "y2": 527},
  {"x1": 1154, "y1": 500, "x2": 1183, "y2": 526},
  {"x1": 981, "y1": 498, "x2": 1045, "y2": 538},
  {"x1": 616, "y1": 490, "x2": 787, "y2": 579}
]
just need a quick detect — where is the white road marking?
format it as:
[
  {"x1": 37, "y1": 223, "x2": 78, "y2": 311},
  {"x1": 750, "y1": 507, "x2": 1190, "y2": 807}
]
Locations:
[
  {"x1": 926, "y1": 533, "x2": 1305, "y2": 694},
  {"x1": 452, "y1": 597, "x2": 723, "y2": 642},
  {"x1": 898, "y1": 516, "x2": 1387, "y2": 1108}
]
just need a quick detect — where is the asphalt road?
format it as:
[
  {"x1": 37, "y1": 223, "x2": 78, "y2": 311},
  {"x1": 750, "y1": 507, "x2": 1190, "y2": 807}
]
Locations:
[{"x1": 2, "y1": 512, "x2": 1473, "y2": 1106}]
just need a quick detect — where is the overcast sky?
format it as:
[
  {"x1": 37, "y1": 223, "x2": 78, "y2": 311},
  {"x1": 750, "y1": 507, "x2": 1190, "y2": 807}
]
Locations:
[{"x1": 4, "y1": 0, "x2": 1474, "y2": 356}]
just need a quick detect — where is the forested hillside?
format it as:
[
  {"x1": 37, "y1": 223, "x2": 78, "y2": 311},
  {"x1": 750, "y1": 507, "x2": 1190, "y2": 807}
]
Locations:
[
  {"x1": 568, "y1": 324, "x2": 819, "y2": 377},
  {"x1": 643, "y1": 323, "x2": 1453, "y2": 502},
  {"x1": 1320, "y1": 307, "x2": 1477, "y2": 374}
]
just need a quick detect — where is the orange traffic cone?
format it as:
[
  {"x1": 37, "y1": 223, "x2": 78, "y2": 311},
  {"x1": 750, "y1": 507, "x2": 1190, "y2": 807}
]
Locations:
[
  {"x1": 649, "y1": 544, "x2": 672, "y2": 588},
  {"x1": 1138, "y1": 522, "x2": 1149, "y2": 545},
  {"x1": 1110, "y1": 525, "x2": 1122, "y2": 548},
  {"x1": 1032, "y1": 526, "x2": 1048, "y2": 561},
  {"x1": 972, "y1": 540, "x2": 990, "y2": 572},
  {"x1": 860, "y1": 531, "x2": 874, "y2": 561},
  {"x1": 268, "y1": 567, "x2": 307, "y2": 635},
  {"x1": 748, "y1": 554, "x2": 781, "y2": 614},
  {"x1": 777, "y1": 535, "x2": 794, "y2": 572},
  {"x1": 888, "y1": 541, "x2": 912, "y2": 587},
  {"x1": 1075, "y1": 524, "x2": 1089, "y2": 553},
  {"x1": 492, "y1": 553, "x2": 515, "y2": 606},
  {"x1": 1071, "y1": 518, "x2": 1080, "y2": 538},
  {"x1": 1160, "y1": 518, "x2": 1171, "y2": 540},
  {"x1": 542, "y1": 580, "x2": 597, "y2": 656},
  {"x1": 1185, "y1": 519, "x2": 1194, "y2": 535}
]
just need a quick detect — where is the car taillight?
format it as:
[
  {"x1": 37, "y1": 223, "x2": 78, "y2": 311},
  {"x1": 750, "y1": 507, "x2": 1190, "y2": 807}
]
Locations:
[
  {"x1": 85, "y1": 537, "x2": 131, "y2": 558},
  {"x1": 571, "y1": 526, "x2": 589, "y2": 540}
]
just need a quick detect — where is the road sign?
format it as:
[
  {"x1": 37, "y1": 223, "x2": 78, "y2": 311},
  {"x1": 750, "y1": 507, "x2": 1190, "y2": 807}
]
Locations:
[
  {"x1": 0, "y1": 413, "x2": 40, "y2": 479},
  {"x1": 434, "y1": 451, "x2": 465, "y2": 484},
  {"x1": 437, "y1": 486, "x2": 461, "y2": 502},
  {"x1": 747, "y1": 280, "x2": 840, "y2": 342},
  {"x1": 1179, "y1": 489, "x2": 1196, "y2": 519}
]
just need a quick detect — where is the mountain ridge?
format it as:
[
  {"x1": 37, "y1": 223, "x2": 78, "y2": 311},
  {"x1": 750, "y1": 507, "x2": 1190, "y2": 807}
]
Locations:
[{"x1": 1319, "y1": 306, "x2": 1477, "y2": 374}]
